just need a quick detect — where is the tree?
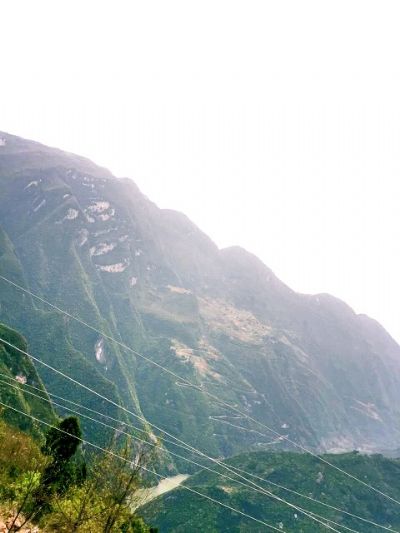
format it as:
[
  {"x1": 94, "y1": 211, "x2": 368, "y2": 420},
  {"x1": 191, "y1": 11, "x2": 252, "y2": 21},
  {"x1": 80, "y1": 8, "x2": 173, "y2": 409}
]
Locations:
[
  {"x1": 0, "y1": 418, "x2": 49, "y2": 531},
  {"x1": 42, "y1": 417, "x2": 82, "y2": 462},
  {"x1": 44, "y1": 435, "x2": 158, "y2": 532},
  {"x1": 29, "y1": 416, "x2": 85, "y2": 522},
  {"x1": 40, "y1": 416, "x2": 84, "y2": 495}
]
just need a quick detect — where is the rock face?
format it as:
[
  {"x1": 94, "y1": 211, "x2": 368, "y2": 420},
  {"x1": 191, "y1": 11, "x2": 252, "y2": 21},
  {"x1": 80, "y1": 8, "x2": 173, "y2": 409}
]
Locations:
[{"x1": 1, "y1": 131, "x2": 400, "y2": 461}]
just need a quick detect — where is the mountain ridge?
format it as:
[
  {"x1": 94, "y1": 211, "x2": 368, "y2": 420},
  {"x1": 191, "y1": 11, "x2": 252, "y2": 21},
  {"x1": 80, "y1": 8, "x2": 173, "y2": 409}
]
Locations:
[
  {"x1": 0, "y1": 130, "x2": 399, "y2": 462},
  {"x1": 0, "y1": 128, "x2": 393, "y2": 331}
]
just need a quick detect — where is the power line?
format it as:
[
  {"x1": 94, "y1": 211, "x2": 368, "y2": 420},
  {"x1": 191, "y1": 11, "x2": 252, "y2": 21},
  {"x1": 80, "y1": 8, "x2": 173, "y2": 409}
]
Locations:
[
  {"x1": 1, "y1": 274, "x2": 399, "y2": 509},
  {"x1": 225, "y1": 463, "x2": 397, "y2": 533},
  {"x1": 0, "y1": 377, "x2": 361, "y2": 533},
  {"x1": 0, "y1": 398, "x2": 290, "y2": 533},
  {"x1": 0, "y1": 371, "x2": 246, "y2": 460},
  {"x1": 1, "y1": 371, "x2": 394, "y2": 532},
  {"x1": 0, "y1": 348, "x2": 344, "y2": 532}
]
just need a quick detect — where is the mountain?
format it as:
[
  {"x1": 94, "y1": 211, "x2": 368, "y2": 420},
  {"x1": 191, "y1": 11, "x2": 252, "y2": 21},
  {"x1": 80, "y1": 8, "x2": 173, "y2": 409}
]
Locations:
[
  {"x1": 140, "y1": 450, "x2": 400, "y2": 532},
  {"x1": 0, "y1": 130, "x2": 400, "y2": 462}
]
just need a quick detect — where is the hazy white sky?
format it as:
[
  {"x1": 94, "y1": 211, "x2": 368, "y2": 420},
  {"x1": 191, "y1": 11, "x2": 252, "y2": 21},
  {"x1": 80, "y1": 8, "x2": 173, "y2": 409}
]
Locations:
[{"x1": 1, "y1": 1, "x2": 400, "y2": 342}]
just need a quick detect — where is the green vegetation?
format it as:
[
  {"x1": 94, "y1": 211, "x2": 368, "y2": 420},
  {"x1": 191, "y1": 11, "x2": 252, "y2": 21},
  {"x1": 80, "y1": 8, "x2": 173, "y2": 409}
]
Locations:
[
  {"x1": 0, "y1": 323, "x2": 56, "y2": 436},
  {"x1": 0, "y1": 417, "x2": 158, "y2": 532},
  {"x1": 141, "y1": 450, "x2": 400, "y2": 532},
  {"x1": 0, "y1": 321, "x2": 157, "y2": 531},
  {"x1": 33, "y1": 416, "x2": 85, "y2": 519}
]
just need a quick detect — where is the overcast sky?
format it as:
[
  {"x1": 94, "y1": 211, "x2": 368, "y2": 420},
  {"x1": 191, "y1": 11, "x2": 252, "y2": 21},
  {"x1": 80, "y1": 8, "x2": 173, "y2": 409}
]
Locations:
[{"x1": 1, "y1": 1, "x2": 400, "y2": 342}]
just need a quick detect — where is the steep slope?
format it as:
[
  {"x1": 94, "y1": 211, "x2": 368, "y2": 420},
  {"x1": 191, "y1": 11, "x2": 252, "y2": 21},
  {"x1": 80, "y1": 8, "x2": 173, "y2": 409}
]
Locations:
[
  {"x1": 140, "y1": 450, "x2": 400, "y2": 532},
  {"x1": 0, "y1": 131, "x2": 400, "y2": 461},
  {"x1": 0, "y1": 220, "x2": 141, "y2": 447},
  {"x1": 0, "y1": 323, "x2": 56, "y2": 437}
]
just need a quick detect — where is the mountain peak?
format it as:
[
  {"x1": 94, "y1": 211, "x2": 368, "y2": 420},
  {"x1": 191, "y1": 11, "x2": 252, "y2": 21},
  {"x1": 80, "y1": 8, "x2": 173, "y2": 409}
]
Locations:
[{"x1": 0, "y1": 130, "x2": 113, "y2": 180}]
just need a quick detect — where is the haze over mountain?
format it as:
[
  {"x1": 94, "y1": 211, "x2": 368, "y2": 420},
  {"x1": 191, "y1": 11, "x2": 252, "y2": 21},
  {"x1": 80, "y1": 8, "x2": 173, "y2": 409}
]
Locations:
[
  {"x1": 3, "y1": 1, "x2": 400, "y2": 347},
  {"x1": 1, "y1": 131, "x2": 400, "y2": 465}
]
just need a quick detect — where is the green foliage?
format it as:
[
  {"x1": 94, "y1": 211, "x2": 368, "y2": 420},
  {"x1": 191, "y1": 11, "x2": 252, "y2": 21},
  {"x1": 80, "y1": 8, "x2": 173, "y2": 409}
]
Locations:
[
  {"x1": 141, "y1": 450, "x2": 400, "y2": 532},
  {"x1": 33, "y1": 416, "x2": 85, "y2": 519},
  {"x1": 0, "y1": 418, "x2": 45, "y2": 501},
  {"x1": 11, "y1": 470, "x2": 41, "y2": 500},
  {"x1": 42, "y1": 416, "x2": 82, "y2": 462},
  {"x1": 0, "y1": 323, "x2": 56, "y2": 436},
  {"x1": 120, "y1": 516, "x2": 158, "y2": 532},
  {"x1": 0, "y1": 419, "x2": 50, "y2": 530},
  {"x1": 0, "y1": 417, "x2": 156, "y2": 531},
  {"x1": 42, "y1": 436, "x2": 157, "y2": 532}
]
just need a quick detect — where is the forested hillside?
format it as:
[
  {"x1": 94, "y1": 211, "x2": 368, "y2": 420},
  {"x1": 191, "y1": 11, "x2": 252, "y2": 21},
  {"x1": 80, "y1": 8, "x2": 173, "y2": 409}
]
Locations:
[{"x1": 141, "y1": 451, "x2": 400, "y2": 532}]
